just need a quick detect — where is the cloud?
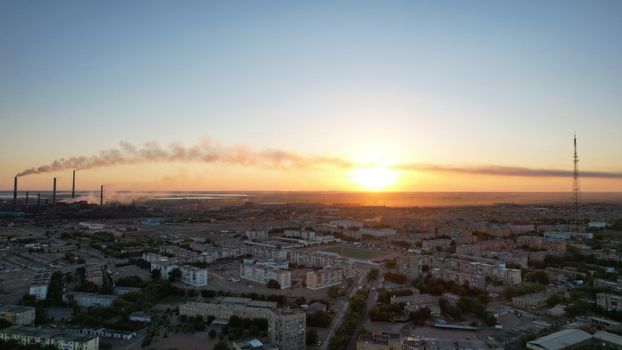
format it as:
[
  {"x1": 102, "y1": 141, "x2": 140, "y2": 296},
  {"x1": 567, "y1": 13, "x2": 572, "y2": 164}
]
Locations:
[{"x1": 393, "y1": 163, "x2": 622, "y2": 178}]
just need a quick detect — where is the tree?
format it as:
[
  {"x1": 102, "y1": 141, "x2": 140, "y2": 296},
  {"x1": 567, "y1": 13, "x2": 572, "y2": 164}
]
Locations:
[
  {"x1": 209, "y1": 329, "x2": 217, "y2": 338},
  {"x1": 525, "y1": 270, "x2": 549, "y2": 285},
  {"x1": 151, "y1": 268, "x2": 161, "y2": 280},
  {"x1": 169, "y1": 268, "x2": 182, "y2": 282},
  {"x1": 45, "y1": 271, "x2": 63, "y2": 306},
  {"x1": 409, "y1": 307, "x2": 432, "y2": 326},
  {"x1": 213, "y1": 340, "x2": 230, "y2": 350},
  {"x1": 295, "y1": 296, "x2": 306, "y2": 306},
  {"x1": 266, "y1": 279, "x2": 281, "y2": 289},
  {"x1": 116, "y1": 275, "x2": 145, "y2": 288},
  {"x1": 367, "y1": 268, "x2": 379, "y2": 283},
  {"x1": 307, "y1": 311, "x2": 332, "y2": 328},
  {"x1": 327, "y1": 286, "x2": 341, "y2": 299},
  {"x1": 306, "y1": 329, "x2": 319, "y2": 345}
]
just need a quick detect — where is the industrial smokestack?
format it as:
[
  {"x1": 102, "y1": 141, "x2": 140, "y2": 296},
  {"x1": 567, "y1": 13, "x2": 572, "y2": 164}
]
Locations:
[
  {"x1": 12, "y1": 176, "x2": 17, "y2": 210},
  {"x1": 52, "y1": 177, "x2": 57, "y2": 206},
  {"x1": 72, "y1": 170, "x2": 76, "y2": 199},
  {"x1": 37, "y1": 193, "x2": 41, "y2": 208},
  {"x1": 100, "y1": 185, "x2": 103, "y2": 207},
  {"x1": 25, "y1": 192, "x2": 29, "y2": 205}
]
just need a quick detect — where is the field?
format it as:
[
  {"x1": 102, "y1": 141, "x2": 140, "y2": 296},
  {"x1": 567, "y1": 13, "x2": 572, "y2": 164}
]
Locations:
[{"x1": 321, "y1": 246, "x2": 386, "y2": 260}]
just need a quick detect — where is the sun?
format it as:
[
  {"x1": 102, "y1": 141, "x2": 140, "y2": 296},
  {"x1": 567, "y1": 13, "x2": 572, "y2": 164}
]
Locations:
[{"x1": 351, "y1": 166, "x2": 397, "y2": 191}]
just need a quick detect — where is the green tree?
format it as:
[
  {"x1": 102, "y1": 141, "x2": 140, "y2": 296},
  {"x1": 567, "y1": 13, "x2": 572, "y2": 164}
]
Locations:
[
  {"x1": 213, "y1": 340, "x2": 230, "y2": 350},
  {"x1": 266, "y1": 279, "x2": 281, "y2": 289},
  {"x1": 306, "y1": 329, "x2": 319, "y2": 345},
  {"x1": 367, "y1": 268, "x2": 379, "y2": 283},
  {"x1": 169, "y1": 268, "x2": 182, "y2": 282},
  {"x1": 45, "y1": 271, "x2": 64, "y2": 306}
]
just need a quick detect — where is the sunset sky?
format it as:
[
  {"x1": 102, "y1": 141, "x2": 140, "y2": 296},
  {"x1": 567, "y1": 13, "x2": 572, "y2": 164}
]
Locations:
[{"x1": 1, "y1": 1, "x2": 621, "y2": 192}]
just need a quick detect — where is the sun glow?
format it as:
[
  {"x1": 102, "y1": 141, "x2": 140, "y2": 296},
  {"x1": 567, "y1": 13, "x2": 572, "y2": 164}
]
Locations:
[{"x1": 351, "y1": 166, "x2": 397, "y2": 191}]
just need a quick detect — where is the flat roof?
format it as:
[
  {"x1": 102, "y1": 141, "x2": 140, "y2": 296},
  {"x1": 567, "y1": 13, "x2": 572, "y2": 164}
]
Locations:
[
  {"x1": 527, "y1": 329, "x2": 591, "y2": 350},
  {"x1": 0, "y1": 326, "x2": 96, "y2": 343},
  {"x1": 593, "y1": 331, "x2": 622, "y2": 346}
]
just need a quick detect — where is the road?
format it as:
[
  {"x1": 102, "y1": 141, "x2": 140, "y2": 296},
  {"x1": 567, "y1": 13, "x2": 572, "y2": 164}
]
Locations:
[{"x1": 320, "y1": 270, "x2": 368, "y2": 350}]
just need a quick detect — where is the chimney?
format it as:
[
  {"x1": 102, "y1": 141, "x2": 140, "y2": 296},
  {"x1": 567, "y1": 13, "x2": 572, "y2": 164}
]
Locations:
[
  {"x1": 25, "y1": 192, "x2": 29, "y2": 205},
  {"x1": 72, "y1": 170, "x2": 76, "y2": 199},
  {"x1": 52, "y1": 177, "x2": 57, "y2": 206},
  {"x1": 37, "y1": 193, "x2": 41, "y2": 208},
  {"x1": 12, "y1": 176, "x2": 17, "y2": 210},
  {"x1": 100, "y1": 185, "x2": 104, "y2": 207}
]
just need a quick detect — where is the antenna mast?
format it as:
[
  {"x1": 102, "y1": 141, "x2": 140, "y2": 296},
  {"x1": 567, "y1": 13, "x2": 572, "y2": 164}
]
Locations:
[{"x1": 572, "y1": 133, "x2": 580, "y2": 232}]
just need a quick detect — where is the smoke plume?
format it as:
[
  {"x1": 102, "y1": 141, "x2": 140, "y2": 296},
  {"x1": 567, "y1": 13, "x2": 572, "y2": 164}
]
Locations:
[
  {"x1": 16, "y1": 139, "x2": 622, "y2": 179},
  {"x1": 16, "y1": 139, "x2": 353, "y2": 177}
]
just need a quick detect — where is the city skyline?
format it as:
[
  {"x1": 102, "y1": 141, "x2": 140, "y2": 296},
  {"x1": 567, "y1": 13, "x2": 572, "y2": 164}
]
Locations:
[{"x1": 2, "y1": 1, "x2": 621, "y2": 192}]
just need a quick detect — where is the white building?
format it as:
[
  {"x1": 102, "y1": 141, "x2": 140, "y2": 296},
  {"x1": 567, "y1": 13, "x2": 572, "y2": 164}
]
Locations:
[
  {"x1": 29, "y1": 284, "x2": 48, "y2": 301},
  {"x1": 180, "y1": 265, "x2": 208, "y2": 287},
  {"x1": 67, "y1": 292, "x2": 117, "y2": 308},
  {"x1": 0, "y1": 326, "x2": 99, "y2": 350},
  {"x1": 246, "y1": 230, "x2": 269, "y2": 240},
  {"x1": 240, "y1": 259, "x2": 291, "y2": 289}
]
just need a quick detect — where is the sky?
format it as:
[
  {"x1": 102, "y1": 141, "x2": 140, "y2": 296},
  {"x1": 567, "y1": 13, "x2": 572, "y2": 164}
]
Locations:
[{"x1": 1, "y1": 0, "x2": 621, "y2": 192}]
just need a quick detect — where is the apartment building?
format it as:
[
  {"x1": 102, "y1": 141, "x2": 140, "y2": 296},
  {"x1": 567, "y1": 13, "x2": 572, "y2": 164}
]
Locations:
[
  {"x1": 244, "y1": 241, "x2": 289, "y2": 260},
  {"x1": 0, "y1": 304, "x2": 35, "y2": 325},
  {"x1": 421, "y1": 239, "x2": 452, "y2": 250},
  {"x1": 517, "y1": 235, "x2": 567, "y2": 253},
  {"x1": 85, "y1": 258, "x2": 104, "y2": 286},
  {"x1": 431, "y1": 268, "x2": 487, "y2": 290},
  {"x1": 179, "y1": 298, "x2": 305, "y2": 350},
  {"x1": 597, "y1": 293, "x2": 622, "y2": 312},
  {"x1": 0, "y1": 326, "x2": 99, "y2": 350},
  {"x1": 29, "y1": 270, "x2": 51, "y2": 301},
  {"x1": 306, "y1": 263, "x2": 356, "y2": 290},
  {"x1": 284, "y1": 230, "x2": 316, "y2": 241},
  {"x1": 68, "y1": 292, "x2": 117, "y2": 308},
  {"x1": 180, "y1": 265, "x2": 208, "y2": 287},
  {"x1": 246, "y1": 230, "x2": 269, "y2": 240},
  {"x1": 288, "y1": 250, "x2": 346, "y2": 268},
  {"x1": 29, "y1": 283, "x2": 48, "y2": 302},
  {"x1": 240, "y1": 259, "x2": 291, "y2": 289},
  {"x1": 397, "y1": 253, "x2": 439, "y2": 278}
]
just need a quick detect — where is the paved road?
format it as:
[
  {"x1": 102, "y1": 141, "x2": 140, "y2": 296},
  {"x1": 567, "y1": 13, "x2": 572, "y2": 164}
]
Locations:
[{"x1": 320, "y1": 271, "x2": 367, "y2": 350}]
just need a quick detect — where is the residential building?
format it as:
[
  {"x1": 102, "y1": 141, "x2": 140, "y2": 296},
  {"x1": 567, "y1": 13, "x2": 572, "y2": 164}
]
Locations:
[
  {"x1": 512, "y1": 292, "x2": 548, "y2": 310},
  {"x1": 0, "y1": 326, "x2": 99, "y2": 350},
  {"x1": 517, "y1": 235, "x2": 567, "y2": 253},
  {"x1": 246, "y1": 230, "x2": 269, "y2": 240},
  {"x1": 179, "y1": 298, "x2": 305, "y2": 350},
  {"x1": 598, "y1": 293, "x2": 622, "y2": 312},
  {"x1": 306, "y1": 264, "x2": 354, "y2": 290},
  {"x1": 67, "y1": 292, "x2": 116, "y2": 308},
  {"x1": 284, "y1": 230, "x2": 316, "y2": 241},
  {"x1": 0, "y1": 304, "x2": 35, "y2": 325},
  {"x1": 240, "y1": 259, "x2": 291, "y2": 289},
  {"x1": 288, "y1": 250, "x2": 347, "y2": 268},
  {"x1": 29, "y1": 283, "x2": 48, "y2": 301},
  {"x1": 180, "y1": 265, "x2": 208, "y2": 287}
]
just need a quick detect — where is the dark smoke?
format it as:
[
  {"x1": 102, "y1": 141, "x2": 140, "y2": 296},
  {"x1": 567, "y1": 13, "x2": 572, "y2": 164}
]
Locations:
[
  {"x1": 17, "y1": 139, "x2": 354, "y2": 177},
  {"x1": 16, "y1": 139, "x2": 622, "y2": 179}
]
